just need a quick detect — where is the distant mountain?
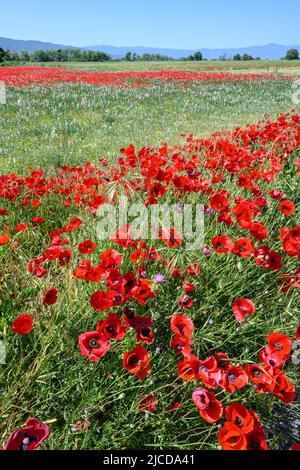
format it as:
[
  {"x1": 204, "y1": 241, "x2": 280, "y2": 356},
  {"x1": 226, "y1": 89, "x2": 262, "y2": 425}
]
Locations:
[
  {"x1": 1, "y1": 37, "x2": 300, "y2": 60},
  {"x1": 0, "y1": 37, "x2": 75, "y2": 53}
]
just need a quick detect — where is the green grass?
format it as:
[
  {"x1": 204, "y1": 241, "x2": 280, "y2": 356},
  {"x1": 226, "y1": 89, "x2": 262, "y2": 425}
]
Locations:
[
  {"x1": 0, "y1": 78, "x2": 295, "y2": 171},
  {"x1": 0, "y1": 72, "x2": 299, "y2": 450},
  {"x1": 6, "y1": 59, "x2": 300, "y2": 75}
]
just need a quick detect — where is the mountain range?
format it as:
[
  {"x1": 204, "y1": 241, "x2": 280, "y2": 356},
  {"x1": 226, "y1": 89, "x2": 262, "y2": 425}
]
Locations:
[{"x1": 0, "y1": 37, "x2": 299, "y2": 60}]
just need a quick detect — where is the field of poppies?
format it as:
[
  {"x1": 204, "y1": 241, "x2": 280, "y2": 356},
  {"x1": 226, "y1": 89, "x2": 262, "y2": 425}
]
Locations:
[{"x1": 0, "y1": 66, "x2": 300, "y2": 451}]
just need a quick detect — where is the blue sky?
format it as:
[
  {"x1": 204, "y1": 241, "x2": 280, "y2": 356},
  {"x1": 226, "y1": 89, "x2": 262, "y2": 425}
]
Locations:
[{"x1": 1, "y1": 0, "x2": 300, "y2": 48}]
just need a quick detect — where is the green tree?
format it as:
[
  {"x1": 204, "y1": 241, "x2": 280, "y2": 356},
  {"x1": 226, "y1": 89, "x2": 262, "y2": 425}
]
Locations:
[
  {"x1": 242, "y1": 54, "x2": 254, "y2": 61},
  {"x1": 19, "y1": 50, "x2": 30, "y2": 61},
  {"x1": 285, "y1": 49, "x2": 299, "y2": 60},
  {"x1": 124, "y1": 51, "x2": 132, "y2": 61},
  {"x1": 233, "y1": 54, "x2": 241, "y2": 61},
  {"x1": 193, "y1": 51, "x2": 202, "y2": 61},
  {"x1": 0, "y1": 48, "x2": 5, "y2": 63}
]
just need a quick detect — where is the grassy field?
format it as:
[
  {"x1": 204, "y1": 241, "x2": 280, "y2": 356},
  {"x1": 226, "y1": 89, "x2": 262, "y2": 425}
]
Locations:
[
  {"x1": 9, "y1": 59, "x2": 300, "y2": 74},
  {"x1": 0, "y1": 78, "x2": 296, "y2": 172},
  {"x1": 0, "y1": 63, "x2": 299, "y2": 451}
]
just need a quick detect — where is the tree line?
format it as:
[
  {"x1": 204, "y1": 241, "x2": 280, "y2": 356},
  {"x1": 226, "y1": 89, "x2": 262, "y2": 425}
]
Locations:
[{"x1": 0, "y1": 47, "x2": 299, "y2": 63}]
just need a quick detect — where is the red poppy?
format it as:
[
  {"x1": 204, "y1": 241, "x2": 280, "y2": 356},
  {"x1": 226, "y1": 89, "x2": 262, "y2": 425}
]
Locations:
[
  {"x1": 192, "y1": 388, "x2": 224, "y2": 424},
  {"x1": 244, "y1": 363, "x2": 274, "y2": 391},
  {"x1": 187, "y1": 264, "x2": 201, "y2": 277},
  {"x1": 4, "y1": 418, "x2": 50, "y2": 450},
  {"x1": 78, "y1": 240, "x2": 97, "y2": 255},
  {"x1": 43, "y1": 288, "x2": 58, "y2": 306},
  {"x1": 233, "y1": 203, "x2": 253, "y2": 229},
  {"x1": 14, "y1": 223, "x2": 28, "y2": 232},
  {"x1": 11, "y1": 314, "x2": 34, "y2": 335},
  {"x1": 139, "y1": 395, "x2": 157, "y2": 412},
  {"x1": 296, "y1": 324, "x2": 300, "y2": 341},
  {"x1": 225, "y1": 403, "x2": 254, "y2": 434},
  {"x1": 90, "y1": 290, "x2": 114, "y2": 311},
  {"x1": 100, "y1": 248, "x2": 122, "y2": 270},
  {"x1": 233, "y1": 238, "x2": 254, "y2": 258},
  {"x1": 171, "y1": 314, "x2": 194, "y2": 338},
  {"x1": 279, "y1": 199, "x2": 295, "y2": 216},
  {"x1": 73, "y1": 260, "x2": 104, "y2": 282},
  {"x1": 182, "y1": 279, "x2": 196, "y2": 293},
  {"x1": 210, "y1": 191, "x2": 230, "y2": 211},
  {"x1": 254, "y1": 246, "x2": 283, "y2": 271},
  {"x1": 212, "y1": 235, "x2": 234, "y2": 254},
  {"x1": 249, "y1": 222, "x2": 268, "y2": 240},
  {"x1": 130, "y1": 279, "x2": 155, "y2": 305},
  {"x1": 266, "y1": 332, "x2": 292, "y2": 362},
  {"x1": 63, "y1": 217, "x2": 82, "y2": 233},
  {"x1": 123, "y1": 345, "x2": 151, "y2": 380},
  {"x1": 171, "y1": 335, "x2": 192, "y2": 357},
  {"x1": 78, "y1": 330, "x2": 110, "y2": 362},
  {"x1": 97, "y1": 314, "x2": 127, "y2": 341},
  {"x1": 178, "y1": 294, "x2": 193, "y2": 310},
  {"x1": 0, "y1": 234, "x2": 11, "y2": 245},
  {"x1": 232, "y1": 298, "x2": 255, "y2": 323},
  {"x1": 178, "y1": 355, "x2": 199, "y2": 382},
  {"x1": 218, "y1": 422, "x2": 248, "y2": 450},
  {"x1": 289, "y1": 444, "x2": 300, "y2": 450},
  {"x1": 222, "y1": 365, "x2": 248, "y2": 393},
  {"x1": 160, "y1": 227, "x2": 182, "y2": 248}
]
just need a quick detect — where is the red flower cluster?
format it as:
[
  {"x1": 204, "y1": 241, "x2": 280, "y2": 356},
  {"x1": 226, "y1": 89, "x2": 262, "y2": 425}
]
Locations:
[{"x1": 0, "y1": 67, "x2": 291, "y2": 88}]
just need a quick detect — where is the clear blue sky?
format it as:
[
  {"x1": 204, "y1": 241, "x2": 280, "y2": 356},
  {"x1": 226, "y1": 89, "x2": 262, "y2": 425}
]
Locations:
[{"x1": 1, "y1": 0, "x2": 299, "y2": 49}]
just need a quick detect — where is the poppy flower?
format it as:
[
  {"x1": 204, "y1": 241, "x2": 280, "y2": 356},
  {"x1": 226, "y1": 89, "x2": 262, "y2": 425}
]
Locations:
[
  {"x1": 90, "y1": 290, "x2": 114, "y2": 311},
  {"x1": 233, "y1": 203, "x2": 253, "y2": 229},
  {"x1": 63, "y1": 217, "x2": 82, "y2": 233},
  {"x1": 160, "y1": 227, "x2": 182, "y2": 248},
  {"x1": 244, "y1": 363, "x2": 274, "y2": 391},
  {"x1": 139, "y1": 395, "x2": 157, "y2": 412},
  {"x1": 11, "y1": 314, "x2": 34, "y2": 335},
  {"x1": 178, "y1": 294, "x2": 193, "y2": 310},
  {"x1": 4, "y1": 418, "x2": 50, "y2": 450},
  {"x1": 73, "y1": 260, "x2": 104, "y2": 282},
  {"x1": 97, "y1": 314, "x2": 127, "y2": 341},
  {"x1": 249, "y1": 222, "x2": 268, "y2": 241},
  {"x1": 296, "y1": 324, "x2": 300, "y2": 341},
  {"x1": 210, "y1": 191, "x2": 230, "y2": 211},
  {"x1": 178, "y1": 354, "x2": 201, "y2": 382},
  {"x1": 232, "y1": 298, "x2": 255, "y2": 323},
  {"x1": 43, "y1": 288, "x2": 58, "y2": 306},
  {"x1": 100, "y1": 248, "x2": 122, "y2": 270},
  {"x1": 59, "y1": 248, "x2": 72, "y2": 266},
  {"x1": 123, "y1": 345, "x2": 151, "y2": 380},
  {"x1": 192, "y1": 388, "x2": 224, "y2": 424},
  {"x1": 279, "y1": 200, "x2": 295, "y2": 216},
  {"x1": 14, "y1": 223, "x2": 28, "y2": 233},
  {"x1": 218, "y1": 422, "x2": 248, "y2": 450},
  {"x1": 289, "y1": 444, "x2": 300, "y2": 450},
  {"x1": 0, "y1": 234, "x2": 11, "y2": 246},
  {"x1": 270, "y1": 369, "x2": 296, "y2": 403},
  {"x1": 131, "y1": 280, "x2": 155, "y2": 306},
  {"x1": 266, "y1": 332, "x2": 292, "y2": 357},
  {"x1": 225, "y1": 403, "x2": 254, "y2": 434},
  {"x1": 254, "y1": 246, "x2": 283, "y2": 271},
  {"x1": 212, "y1": 235, "x2": 234, "y2": 254},
  {"x1": 171, "y1": 314, "x2": 194, "y2": 338},
  {"x1": 78, "y1": 330, "x2": 110, "y2": 362},
  {"x1": 187, "y1": 264, "x2": 201, "y2": 277},
  {"x1": 233, "y1": 238, "x2": 254, "y2": 258},
  {"x1": 133, "y1": 316, "x2": 154, "y2": 344},
  {"x1": 182, "y1": 279, "x2": 196, "y2": 293},
  {"x1": 171, "y1": 335, "x2": 192, "y2": 357},
  {"x1": 78, "y1": 240, "x2": 97, "y2": 255},
  {"x1": 222, "y1": 365, "x2": 248, "y2": 393}
]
